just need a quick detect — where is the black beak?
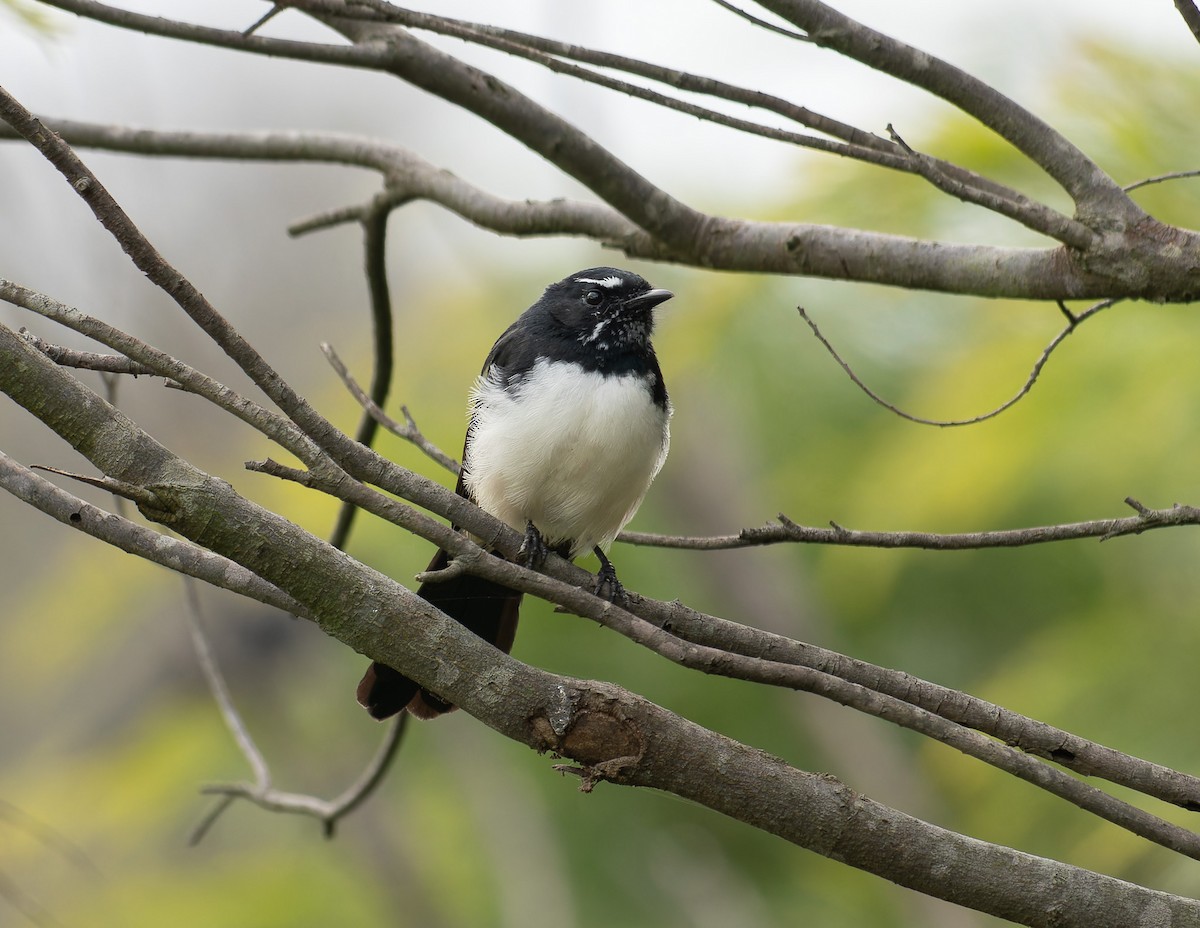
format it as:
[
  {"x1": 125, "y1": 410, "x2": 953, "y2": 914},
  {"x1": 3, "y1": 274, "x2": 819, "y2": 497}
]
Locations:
[{"x1": 624, "y1": 288, "x2": 674, "y2": 312}]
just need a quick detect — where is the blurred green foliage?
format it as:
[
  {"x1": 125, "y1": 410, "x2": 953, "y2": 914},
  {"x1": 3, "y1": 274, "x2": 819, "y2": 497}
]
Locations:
[{"x1": 4, "y1": 37, "x2": 1200, "y2": 928}]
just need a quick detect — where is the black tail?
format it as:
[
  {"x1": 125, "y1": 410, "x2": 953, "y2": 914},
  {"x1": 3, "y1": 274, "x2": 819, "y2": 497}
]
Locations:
[{"x1": 357, "y1": 547, "x2": 522, "y2": 719}]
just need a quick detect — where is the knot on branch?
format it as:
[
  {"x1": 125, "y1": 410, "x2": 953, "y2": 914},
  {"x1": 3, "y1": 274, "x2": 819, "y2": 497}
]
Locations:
[{"x1": 533, "y1": 694, "x2": 645, "y2": 791}]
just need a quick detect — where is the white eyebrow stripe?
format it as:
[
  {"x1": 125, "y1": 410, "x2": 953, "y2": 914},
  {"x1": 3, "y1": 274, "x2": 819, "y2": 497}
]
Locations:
[{"x1": 574, "y1": 276, "x2": 623, "y2": 288}]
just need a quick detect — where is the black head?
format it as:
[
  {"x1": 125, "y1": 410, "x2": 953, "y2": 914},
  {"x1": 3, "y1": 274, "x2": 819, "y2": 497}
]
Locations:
[{"x1": 537, "y1": 267, "x2": 673, "y2": 354}]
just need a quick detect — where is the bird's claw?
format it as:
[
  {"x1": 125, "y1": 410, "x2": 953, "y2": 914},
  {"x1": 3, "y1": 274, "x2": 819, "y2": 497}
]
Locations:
[
  {"x1": 592, "y1": 546, "x2": 626, "y2": 603},
  {"x1": 518, "y1": 520, "x2": 550, "y2": 569}
]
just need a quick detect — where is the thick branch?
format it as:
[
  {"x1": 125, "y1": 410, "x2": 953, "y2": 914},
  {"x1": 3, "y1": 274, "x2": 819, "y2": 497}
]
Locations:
[
  {"x1": 3, "y1": 317, "x2": 1198, "y2": 928},
  {"x1": 1174, "y1": 0, "x2": 1200, "y2": 45},
  {"x1": 296, "y1": 1, "x2": 1087, "y2": 247},
  {"x1": 21, "y1": 7, "x2": 1200, "y2": 300},
  {"x1": 0, "y1": 450, "x2": 306, "y2": 617},
  {"x1": 756, "y1": 0, "x2": 1135, "y2": 219}
]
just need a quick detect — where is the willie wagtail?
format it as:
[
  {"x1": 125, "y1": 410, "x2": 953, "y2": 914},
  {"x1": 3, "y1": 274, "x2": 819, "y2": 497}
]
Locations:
[{"x1": 357, "y1": 267, "x2": 674, "y2": 719}]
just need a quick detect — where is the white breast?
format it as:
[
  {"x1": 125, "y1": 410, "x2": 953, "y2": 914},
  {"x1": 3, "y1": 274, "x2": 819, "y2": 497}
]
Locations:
[{"x1": 463, "y1": 358, "x2": 670, "y2": 558}]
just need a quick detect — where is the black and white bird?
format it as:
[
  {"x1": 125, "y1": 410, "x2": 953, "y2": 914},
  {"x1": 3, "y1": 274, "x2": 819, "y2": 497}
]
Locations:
[{"x1": 358, "y1": 267, "x2": 674, "y2": 719}]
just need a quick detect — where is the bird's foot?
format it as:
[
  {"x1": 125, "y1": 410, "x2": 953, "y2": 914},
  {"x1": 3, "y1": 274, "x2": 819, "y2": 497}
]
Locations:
[
  {"x1": 592, "y1": 546, "x2": 626, "y2": 603},
  {"x1": 518, "y1": 520, "x2": 550, "y2": 570}
]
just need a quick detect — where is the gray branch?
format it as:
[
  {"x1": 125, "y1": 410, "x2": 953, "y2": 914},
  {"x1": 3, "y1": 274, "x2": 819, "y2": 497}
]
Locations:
[
  {"x1": 16, "y1": 1, "x2": 1200, "y2": 301},
  {"x1": 3, "y1": 316, "x2": 1198, "y2": 928}
]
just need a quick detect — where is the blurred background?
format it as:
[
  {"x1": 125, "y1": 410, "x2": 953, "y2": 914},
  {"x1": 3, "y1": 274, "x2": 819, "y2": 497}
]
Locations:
[{"x1": 3, "y1": 1, "x2": 1200, "y2": 926}]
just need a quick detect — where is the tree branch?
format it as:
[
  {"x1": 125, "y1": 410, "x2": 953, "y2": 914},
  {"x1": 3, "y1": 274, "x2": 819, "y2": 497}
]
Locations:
[
  {"x1": 328, "y1": 206, "x2": 395, "y2": 550},
  {"x1": 619, "y1": 497, "x2": 1200, "y2": 552},
  {"x1": 242, "y1": 455, "x2": 1200, "y2": 859},
  {"x1": 757, "y1": 0, "x2": 1135, "y2": 217},
  {"x1": 185, "y1": 582, "x2": 406, "y2": 840},
  {"x1": 21, "y1": 5, "x2": 1200, "y2": 300},
  {"x1": 1174, "y1": 0, "x2": 1200, "y2": 45},
  {"x1": 321, "y1": 343, "x2": 459, "y2": 475},
  {"x1": 306, "y1": 1, "x2": 1086, "y2": 246},
  {"x1": 18, "y1": 327, "x2": 157, "y2": 375},
  {"x1": 0, "y1": 276, "x2": 317, "y2": 462},
  {"x1": 0, "y1": 450, "x2": 307, "y2": 617},
  {"x1": 4, "y1": 318, "x2": 1199, "y2": 927},
  {"x1": 796, "y1": 298, "x2": 1116, "y2": 427}
]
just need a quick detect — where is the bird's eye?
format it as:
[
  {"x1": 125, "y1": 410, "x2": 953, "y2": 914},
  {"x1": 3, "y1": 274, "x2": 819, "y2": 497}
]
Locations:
[{"x1": 584, "y1": 289, "x2": 604, "y2": 306}]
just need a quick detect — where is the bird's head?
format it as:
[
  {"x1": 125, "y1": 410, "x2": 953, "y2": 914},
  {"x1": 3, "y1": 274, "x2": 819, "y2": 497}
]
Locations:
[{"x1": 540, "y1": 267, "x2": 674, "y2": 353}]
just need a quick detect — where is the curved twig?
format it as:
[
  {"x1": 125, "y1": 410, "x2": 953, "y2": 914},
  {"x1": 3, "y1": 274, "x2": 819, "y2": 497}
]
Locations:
[
  {"x1": 797, "y1": 299, "x2": 1118, "y2": 427},
  {"x1": 322, "y1": 343, "x2": 460, "y2": 475},
  {"x1": 707, "y1": 0, "x2": 812, "y2": 40},
  {"x1": 185, "y1": 580, "x2": 407, "y2": 840}
]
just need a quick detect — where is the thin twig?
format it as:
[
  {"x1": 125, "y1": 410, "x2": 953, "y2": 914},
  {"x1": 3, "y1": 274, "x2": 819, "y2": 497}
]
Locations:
[
  {"x1": 885, "y1": 124, "x2": 1093, "y2": 248},
  {"x1": 619, "y1": 496, "x2": 1197, "y2": 551},
  {"x1": 29, "y1": 464, "x2": 163, "y2": 509},
  {"x1": 1124, "y1": 168, "x2": 1200, "y2": 192},
  {"x1": 707, "y1": 0, "x2": 812, "y2": 41},
  {"x1": 243, "y1": 3, "x2": 286, "y2": 36},
  {"x1": 184, "y1": 579, "x2": 408, "y2": 841},
  {"x1": 321, "y1": 343, "x2": 460, "y2": 474},
  {"x1": 185, "y1": 581, "x2": 271, "y2": 791},
  {"x1": 18, "y1": 327, "x2": 157, "y2": 375},
  {"x1": 797, "y1": 299, "x2": 1118, "y2": 427}
]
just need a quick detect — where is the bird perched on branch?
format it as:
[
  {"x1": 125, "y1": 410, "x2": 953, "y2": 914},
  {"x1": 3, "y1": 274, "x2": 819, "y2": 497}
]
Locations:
[{"x1": 357, "y1": 267, "x2": 674, "y2": 719}]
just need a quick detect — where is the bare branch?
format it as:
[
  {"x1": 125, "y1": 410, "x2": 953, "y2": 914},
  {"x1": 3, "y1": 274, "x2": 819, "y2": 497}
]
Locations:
[
  {"x1": 329, "y1": 207, "x2": 396, "y2": 550},
  {"x1": 18, "y1": 327, "x2": 157, "y2": 375},
  {"x1": 0, "y1": 277, "x2": 318, "y2": 462},
  {"x1": 241, "y1": 447, "x2": 1200, "y2": 857},
  {"x1": 297, "y1": 0, "x2": 1086, "y2": 245},
  {"x1": 1174, "y1": 0, "x2": 1200, "y2": 45},
  {"x1": 184, "y1": 581, "x2": 408, "y2": 839},
  {"x1": 885, "y1": 124, "x2": 1091, "y2": 247},
  {"x1": 796, "y1": 298, "x2": 1118, "y2": 427},
  {"x1": 7, "y1": 104, "x2": 1196, "y2": 300},
  {"x1": 757, "y1": 0, "x2": 1136, "y2": 216},
  {"x1": 321, "y1": 343, "x2": 459, "y2": 475},
  {"x1": 1124, "y1": 168, "x2": 1200, "y2": 192},
  {"x1": 620, "y1": 496, "x2": 1199, "y2": 552},
  {"x1": 0, "y1": 450, "x2": 307, "y2": 617},
  {"x1": 186, "y1": 581, "x2": 271, "y2": 791},
  {"x1": 29, "y1": 463, "x2": 163, "y2": 509},
  {"x1": 7, "y1": 318, "x2": 1200, "y2": 925},
  {"x1": 196, "y1": 714, "x2": 407, "y2": 839},
  {"x1": 707, "y1": 0, "x2": 812, "y2": 40},
  {"x1": 243, "y1": 3, "x2": 286, "y2": 37},
  {"x1": 30, "y1": 2, "x2": 1200, "y2": 302},
  {"x1": 0, "y1": 90, "x2": 356, "y2": 472}
]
